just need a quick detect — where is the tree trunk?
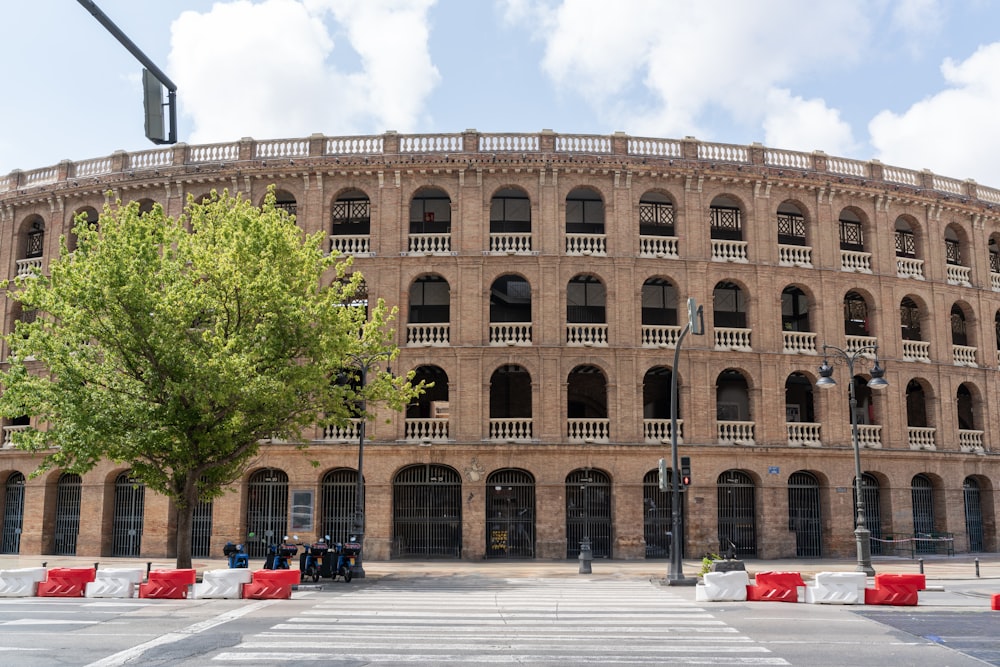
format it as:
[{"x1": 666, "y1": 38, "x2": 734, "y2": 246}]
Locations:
[{"x1": 174, "y1": 476, "x2": 199, "y2": 569}]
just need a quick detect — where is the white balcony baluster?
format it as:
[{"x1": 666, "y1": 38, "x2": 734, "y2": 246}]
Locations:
[
  {"x1": 329, "y1": 234, "x2": 371, "y2": 256},
  {"x1": 566, "y1": 324, "x2": 608, "y2": 346},
  {"x1": 717, "y1": 421, "x2": 755, "y2": 445},
  {"x1": 902, "y1": 340, "x2": 931, "y2": 362},
  {"x1": 406, "y1": 323, "x2": 450, "y2": 346},
  {"x1": 714, "y1": 327, "x2": 752, "y2": 351},
  {"x1": 778, "y1": 244, "x2": 812, "y2": 267},
  {"x1": 946, "y1": 264, "x2": 972, "y2": 286},
  {"x1": 15, "y1": 257, "x2": 42, "y2": 278},
  {"x1": 952, "y1": 345, "x2": 977, "y2": 367},
  {"x1": 639, "y1": 236, "x2": 679, "y2": 258},
  {"x1": 845, "y1": 335, "x2": 877, "y2": 357},
  {"x1": 840, "y1": 250, "x2": 872, "y2": 273},
  {"x1": 896, "y1": 257, "x2": 924, "y2": 279},
  {"x1": 408, "y1": 233, "x2": 451, "y2": 254},
  {"x1": 857, "y1": 425, "x2": 882, "y2": 448},
  {"x1": 908, "y1": 426, "x2": 937, "y2": 450},
  {"x1": 565, "y1": 233, "x2": 607, "y2": 256},
  {"x1": 489, "y1": 418, "x2": 533, "y2": 441},
  {"x1": 489, "y1": 233, "x2": 532, "y2": 254},
  {"x1": 567, "y1": 418, "x2": 610, "y2": 443},
  {"x1": 711, "y1": 239, "x2": 749, "y2": 262},
  {"x1": 404, "y1": 418, "x2": 449, "y2": 442},
  {"x1": 786, "y1": 422, "x2": 822, "y2": 447},
  {"x1": 782, "y1": 331, "x2": 817, "y2": 354},
  {"x1": 643, "y1": 419, "x2": 683, "y2": 444},
  {"x1": 322, "y1": 419, "x2": 361, "y2": 442},
  {"x1": 959, "y1": 430, "x2": 985, "y2": 454},
  {"x1": 641, "y1": 325, "x2": 681, "y2": 348},
  {"x1": 489, "y1": 323, "x2": 532, "y2": 346}
]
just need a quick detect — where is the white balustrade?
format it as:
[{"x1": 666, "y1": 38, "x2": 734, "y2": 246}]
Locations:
[
  {"x1": 902, "y1": 340, "x2": 931, "y2": 362},
  {"x1": 322, "y1": 419, "x2": 361, "y2": 442},
  {"x1": 408, "y1": 233, "x2": 451, "y2": 254},
  {"x1": 489, "y1": 323, "x2": 532, "y2": 346},
  {"x1": 555, "y1": 135, "x2": 611, "y2": 153},
  {"x1": 639, "y1": 235, "x2": 679, "y2": 258},
  {"x1": 489, "y1": 418, "x2": 533, "y2": 441},
  {"x1": 992, "y1": 272, "x2": 1000, "y2": 291},
  {"x1": 255, "y1": 139, "x2": 309, "y2": 158},
  {"x1": 565, "y1": 233, "x2": 607, "y2": 255},
  {"x1": 23, "y1": 167, "x2": 58, "y2": 187},
  {"x1": 786, "y1": 422, "x2": 822, "y2": 447},
  {"x1": 188, "y1": 142, "x2": 239, "y2": 162},
  {"x1": 329, "y1": 234, "x2": 371, "y2": 256},
  {"x1": 717, "y1": 421, "x2": 755, "y2": 445},
  {"x1": 129, "y1": 148, "x2": 173, "y2": 169},
  {"x1": 764, "y1": 148, "x2": 812, "y2": 169},
  {"x1": 628, "y1": 137, "x2": 682, "y2": 157},
  {"x1": 782, "y1": 331, "x2": 817, "y2": 354},
  {"x1": 883, "y1": 165, "x2": 920, "y2": 186},
  {"x1": 643, "y1": 419, "x2": 684, "y2": 444},
  {"x1": 641, "y1": 325, "x2": 681, "y2": 348},
  {"x1": 896, "y1": 257, "x2": 925, "y2": 279},
  {"x1": 946, "y1": 264, "x2": 972, "y2": 286},
  {"x1": 73, "y1": 157, "x2": 113, "y2": 178},
  {"x1": 489, "y1": 233, "x2": 532, "y2": 254},
  {"x1": 857, "y1": 424, "x2": 882, "y2": 448},
  {"x1": 400, "y1": 134, "x2": 462, "y2": 152},
  {"x1": 840, "y1": 250, "x2": 872, "y2": 273},
  {"x1": 827, "y1": 157, "x2": 868, "y2": 177},
  {"x1": 2, "y1": 425, "x2": 28, "y2": 448},
  {"x1": 711, "y1": 239, "x2": 749, "y2": 262},
  {"x1": 778, "y1": 244, "x2": 812, "y2": 267},
  {"x1": 404, "y1": 418, "x2": 449, "y2": 442},
  {"x1": 15, "y1": 257, "x2": 42, "y2": 278},
  {"x1": 698, "y1": 142, "x2": 748, "y2": 162},
  {"x1": 406, "y1": 323, "x2": 450, "y2": 346},
  {"x1": 845, "y1": 335, "x2": 877, "y2": 357},
  {"x1": 479, "y1": 134, "x2": 540, "y2": 151},
  {"x1": 714, "y1": 327, "x2": 752, "y2": 351},
  {"x1": 908, "y1": 427, "x2": 936, "y2": 450},
  {"x1": 959, "y1": 430, "x2": 985, "y2": 454},
  {"x1": 567, "y1": 418, "x2": 610, "y2": 443},
  {"x1": 566, "y1": 324, "x2": 608, "y2": 346},
  {"x1": 953, "y1": 345, "x2": 977, "y2": 367},
  {"x1": 325, "y1": 135, "x2": 383, "y2": 155}
]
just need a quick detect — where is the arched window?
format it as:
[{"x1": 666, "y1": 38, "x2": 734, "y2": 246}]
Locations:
[
  {"x1": 409, "y1": 187, "x2": 451, "y2": 253},
  {"x1": 713, "y1": 281, "x2": 747, "y2": 329},
  {"x1": 642, "y1": 366, "x2": 678, "y2": 443},
  {"x1": 567, "y1": 365, "x2": 609, "y2": 443},
  {"x1": 331, "y1": 189, "x2": 371, "y2": 255},
  {"x1": 272, "y1": 189, "x2": 297, "y2": 217},
  {"x1": 717, "y1": 470, "x2": 756, "y2": 558},
  {"x1": 776, "y1": 201, "x2": 806, "y2": 246},
  {"x1": 407, "y1": 276, "x2": 450, "y2": 346},
  {"x1": 843, "y1": 291, "x2": 869, "y2": 337},
  {"x1": 639, "y1": 192, "x2": 675, "y2": 236},
  {"x1": 490, "y1": 188, "x2": 531, "y2": 253},
  {"x1": 489, "y1": 365, "x2": 532, "y2": 441},
  {"x1": 900, "y1": 297, "x2": 922, "y2": 341},
  {"x1": 405, "y1": 365, "x2": 450, "y2": 443},
  {"x1": 710, "y1": 195, "x2": 742, "y2": 241}
]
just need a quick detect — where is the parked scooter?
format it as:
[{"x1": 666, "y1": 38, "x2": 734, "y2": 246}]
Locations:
[
  {"x1": 222, "y1": 540, "x2": 249, "y2": 568},
  {"x1": 301, "y1": 536, "x2": 331, "y2": 583},
  {"x1": 264, "y1": 535, "x2": 299, "y2": 570}
]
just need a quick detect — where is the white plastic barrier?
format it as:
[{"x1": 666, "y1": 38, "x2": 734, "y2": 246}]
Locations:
[
  {"x1": 0, "y1": 567, "x2": 48, "y2": 597},
  {"x1": 804, "y1": 571, "x2": 867, "y2": 604},
  {"x1": 695, "y1": 570, "x2": 749, "y2": 601},
  {"x1": 86, "y1": 568, "x2": 146, "y2": 598},
  {"x1": 192, "y1": 568, "x2": 253, "y2": 599}
]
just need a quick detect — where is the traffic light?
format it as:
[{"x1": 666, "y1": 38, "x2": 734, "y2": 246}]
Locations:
[
  {"x1": 681, "y1": 456, "x2": 691, "y2": 487},
  {"x1": 657, "y1": 458, "x2": 668, "y2": 492}
]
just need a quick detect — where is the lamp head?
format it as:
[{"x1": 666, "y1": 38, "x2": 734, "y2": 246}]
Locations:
[
  {"x1": 816, "y1": 359, "x2": 836, "y2": 388},
  {"x1": 867, "y1": 359, "x2": 888, "y2": 389}
]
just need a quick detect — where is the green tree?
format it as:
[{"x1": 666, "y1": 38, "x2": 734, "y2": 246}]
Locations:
[{"x1": 0, "y1": 189, "x2": 419, "y2": 568}]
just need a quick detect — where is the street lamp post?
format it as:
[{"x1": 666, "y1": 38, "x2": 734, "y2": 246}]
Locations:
[
  {"x1": 578, "y1": 471, "x2": 593, "y2": 574},
  {"x1": 816, "y1": 343, "x2": 888, "y2": 577}
]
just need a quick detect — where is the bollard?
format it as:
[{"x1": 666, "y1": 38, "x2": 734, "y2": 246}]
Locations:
[
  {"x1": 918, "y1": 558, "x2": 924, "y2": 574},
  {"x1": 146, "y1": 562, "x2": 152, "y2": 579},
  {"x1": 41, "y1": 562, "x2": 47, "y2": 568},
  {"x1": 578, "y1": 541, "x2": 592, "y2": 575},
  {"x1": 976, "y1": 558, "x2": 981, "y2": 578},
  {"x1": 95, "y1": 562, "x2": 100, "y2": 572}
]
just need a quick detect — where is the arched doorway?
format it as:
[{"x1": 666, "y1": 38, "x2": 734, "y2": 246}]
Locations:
[
  {"x1": 911, "y1": 474, "x2": 935, "y2": 553},
  {"x1": 964, "y1": 478, "x2": 984, "y2": 552},
  {"x1": 245, "y1": 468, "x2": 289, "y2": 558},
  {"x1": 112, "y1": 471, "x2": 145, "y2": 557},
  {"x1": 2, "y1": 472, "x2": 25, "y2": 554},
  {"x1": 54, "y1": 473, "x2": 81, "y2": 555},
  {"x1": 321, "y1": 468, "x2": 361, "y2": 543},
  {"x1": 717, "y1": 470, "x2": 756, "y2": 557},
  {"x1": 787, "y1": 471, "x2": 822, "y2": 557},
  {"x1": 565, "y1": 469, "x2": 612, "y2": 559},
  {"x1": 485, "y1": 469, "x2": 535, "y2": 559},
  {"x1": 643, "y1": 468, "x2": 683, "y2": 559},
  {"x1": 392, "y1": 464, "x2": 462, "y2": 558}
]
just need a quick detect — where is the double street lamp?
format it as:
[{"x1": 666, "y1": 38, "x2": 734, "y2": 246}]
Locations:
[{"x1": 816, "y1": 344, "x2": 888, "y2": 576}]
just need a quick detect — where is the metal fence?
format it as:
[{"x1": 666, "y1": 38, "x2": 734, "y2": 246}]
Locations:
[
  {"x1": 643, "y1": 469, "x2": 684, "y2": 559},
  {"x1": 486, "y1": 469, "x2": 535, "y2": 559},
  {"x1": 392, "y1": 464, "x2": 462, "y2": 558},
  {"x1": 788, "y1": 471, "x2": 822, "y2": 557},
  {"x1": 112, "y1": 472, "x2": 144, "y2": 557},
  {"x1": 964, "y1": 477, "x2": 985, "y2": 552},
  {"x1": 54, "y1": 473, "x2": 81, "y2": 555},
  {"x1": 191, "y1": 498, "x2": 213, "y2": 558},
  {"x1": 245, "y1": 468, "x2": 289, "y2": 559},
  {"x1": 855, "y1": 473, "x2": 883, "y2": 554},
  {"x1": 1, "y1": 472, "x2": 25, "y2": 554},
  {"x1": 717, "y1": 470, "x2": 757, "y2": 558},
  {"x1": 321, "y1": 468, "x2": 360, "y2": 543},
  {"x1": 566, "y1": 469, "x2": 612, "y2": 559}
]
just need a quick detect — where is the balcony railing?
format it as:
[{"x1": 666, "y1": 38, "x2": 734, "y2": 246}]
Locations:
[
  {"x1": 908, "y1": 426, "x2": 936, "y2": 451},
  {"x1": 404, "y1": 418, "x2": 449, "y2": 442},
  {"x1": 857, "y1": 424, "x2": 882, "y2": 448},
  {"x1": 902, "y1": 340, "x2": 931, "y2": 363},
  {"x1": 845, "y1": 335, "x2": 878, "y2": 357},
  {"x1": 639, "y1": 235, "x2": 679, "y2": 259},
  {"x1": 406, "y1": 323, "x2": 450, "y2": 346},
  {"x1": 946, "y1": 264, "x2": 972, "y2": 286},
  {"x1": 329, "y1": 234, "x2": 371, "y2": 256},
  {"x1": 777, "y1": 244, "x2": 812, "y2": 267},
  {"x1": 641, "y1": 324, "x2": 681, "y2": 348},
  {"x1": 782, "y1": 331, "x2": 817, "y2": 354},
  {"x1": 959, "y1": 429, "x2": 985, "y2": 454},
  {"x1": 15, "y1": 257, "x2": 42, "y2": 278},
  {"x1": 786, "y1": 422, "x2": 822, "y2": 447},
  {"x1": 321, "y1": 419, "x2": 361, "y2": 442},
  {"x1": 566, "y1": 324, "x2": 608, "y2": 346},
  {"x1": 2, "y1": 425, "x2": 28, "y2": 448},
  {"x1": 714, "y1": 327, "x2": 752, "y2": 351},
  {"x1": 840, "y1": 250, "x2": 872, "y2": 273},
  {"x1": 952, "y1": 345, "x2": 977, "y2": 367},
  {"x1": 643, "y1": 418, "x2": 684, "y2": 444},
  {"x1": 711, "y1": 239, "x2": 749, "y2": 263},
  {"x1": 717, "y1": 421, "x2": 755, "y2": 445},
  {"x1": 567, "y1": 418, "x2": 610, "y2": 443},
  {"x1": 896, "y1": 257, "x2": 925, "y2": 279},
  {"x1": 489, "y1": 232, "x2": 532, "y2": 254},
  {"x1": 489, "y1": 418, "x2": 533, "y2": 441},
  {"x1": 992, "y1": 272, "x2": 1000, "y2": 291},
  {"x1": 489, "y1": 322, "x2": 532, "y2": 346},
  {"x1": 408, "y1": 233, "x2": 451, "y2": 255},
  {"x1": 565, "y1": 233, "x2": 607, "y2": 256}
]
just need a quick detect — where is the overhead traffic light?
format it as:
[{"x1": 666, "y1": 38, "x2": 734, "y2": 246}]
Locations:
[{"x1": 681, "y1": 456, "x2": 691, "y2": 487}]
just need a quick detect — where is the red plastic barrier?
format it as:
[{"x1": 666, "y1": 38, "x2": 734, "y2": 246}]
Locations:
[
  {"x1": 875, "y1": 573, "x2": 926, "y2": 591},
  {"x1": 746, "y1": 571, "x2": 805, "y2": 603},
  {"x1": 139, "y1": 569, "x2": 197, "y2": 599},
  {"x1": 37, "y1": 568, "x2": 96, "y2": 598},
  {"x1": 241, "y1": 568, "x2": 301, "y2": 600},
  {"x1": 252, "y1": 569, "x2": 301, "y2": 585},
  {"x1": 991, "y1": 593, "x2": 999, "y2": 611}
]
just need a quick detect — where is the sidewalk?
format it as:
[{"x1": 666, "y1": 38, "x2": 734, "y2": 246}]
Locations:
[{"x1": 2, "y1": 553, "x2": 998, "y2": 581}]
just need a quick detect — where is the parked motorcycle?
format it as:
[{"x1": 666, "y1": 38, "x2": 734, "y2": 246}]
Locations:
[
  {"x1": 222, "y1": 540, "x2": 249, "y2": 568},
  {"x1": 264, "y1": 535, "x2": 299, "y2": 570},
  {"x1": 301, "y1": 536, "x2": 331, "y2": 583}
]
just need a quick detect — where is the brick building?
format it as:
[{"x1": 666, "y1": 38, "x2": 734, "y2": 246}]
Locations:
[{"x1": 0, "y1": 130, "x2": 997, "y2": 562}]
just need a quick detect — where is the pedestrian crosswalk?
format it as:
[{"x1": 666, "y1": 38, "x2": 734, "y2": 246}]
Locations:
[{"x1": 212, "y1": 577, "x2": 790, "y2": 664}]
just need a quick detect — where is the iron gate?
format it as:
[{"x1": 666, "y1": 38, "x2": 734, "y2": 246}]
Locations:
[
  {"x1": 112, "y1": 472, "x2": 144, "y2": 557},
  {"x1": 191, "y1": 498, "x2": 213, "y2": 558},
  {"x1": 54, "y1": 473, "x2": 81, "y2": 555},
  {"x1": 322, "y1": 468, "x2": 361, "y2": 543},
  {"x1": 717, "y1": 470, "x2": 757, "y2": 558},
  {"x1": 854, "y1": 473, "x2": 883, "y2": 554},
  {"x1": 911, "y1": 474, "x2": 935, "y2": 553},
  {"x1": 486, "y1": 469, "x2": 535, "y2": 559},
  {"x1": 643, "y1": 469, "x2": 684, "y2": 559},
  {"x1": 392, "y1": 464, "x2": 462, "y2": 558},
  {"x1": 1, "y1": 472, "x2": 25, "y2": 554},
  {"x1": 964, "y1": 477, "x2": 984, "y2": 552},
  {"x1": 245, "y1": 468, "x2": 288, "y2": 559},
  {"x1": 566, "y1": 469, "x2": 612, "y2": 559},
  {"x1": 788, "y1": 471, "x2": 822, "y2": 557}
]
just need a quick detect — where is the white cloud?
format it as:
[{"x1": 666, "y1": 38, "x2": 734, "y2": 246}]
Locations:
[
  {"x1": 168, "y1": 0, "x2": 439, "y2": 144},
  {"x1": 763, "y1": 90, "x2": 857, "y2": 156},
  {"x1": 869, "y1": 42, "x2": 1000, "y2": 187}
]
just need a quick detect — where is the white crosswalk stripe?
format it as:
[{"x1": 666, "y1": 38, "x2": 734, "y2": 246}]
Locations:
[{"x1": 212, "y1": 578, "x2": 790, "y2": 664}]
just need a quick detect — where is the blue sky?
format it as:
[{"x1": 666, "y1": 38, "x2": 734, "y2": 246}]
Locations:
[{"x1": 4, "y1": 0, "x2": 1000, "y2": 187}]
